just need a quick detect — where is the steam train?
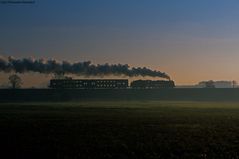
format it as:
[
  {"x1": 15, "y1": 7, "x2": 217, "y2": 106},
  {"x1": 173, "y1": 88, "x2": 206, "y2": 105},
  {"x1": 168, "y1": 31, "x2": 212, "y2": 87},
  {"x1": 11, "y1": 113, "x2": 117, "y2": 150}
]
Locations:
[{"x1": 49, "y1": 79, "x2": 175, "y2": 89}]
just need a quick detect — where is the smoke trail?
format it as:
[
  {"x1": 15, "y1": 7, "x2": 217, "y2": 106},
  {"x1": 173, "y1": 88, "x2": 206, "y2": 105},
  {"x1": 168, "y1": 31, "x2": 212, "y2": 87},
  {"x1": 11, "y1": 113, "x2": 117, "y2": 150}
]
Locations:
[{"x1": 0, "y1": 56, "x2": 170, "y2": 79}]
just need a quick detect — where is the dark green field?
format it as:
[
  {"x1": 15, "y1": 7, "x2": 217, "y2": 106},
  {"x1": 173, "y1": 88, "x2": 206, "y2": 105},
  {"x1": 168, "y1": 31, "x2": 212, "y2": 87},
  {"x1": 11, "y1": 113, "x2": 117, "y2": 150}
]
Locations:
[{"x1": 1, "y1": 101, "x2": 239, "y2": 158}]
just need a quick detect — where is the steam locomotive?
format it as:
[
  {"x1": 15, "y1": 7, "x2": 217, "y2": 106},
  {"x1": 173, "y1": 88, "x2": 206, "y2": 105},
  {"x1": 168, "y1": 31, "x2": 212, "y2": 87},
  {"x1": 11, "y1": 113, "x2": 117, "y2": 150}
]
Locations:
[{"x1": 49, "y1": 79, "x2": 175, "y2": 89}]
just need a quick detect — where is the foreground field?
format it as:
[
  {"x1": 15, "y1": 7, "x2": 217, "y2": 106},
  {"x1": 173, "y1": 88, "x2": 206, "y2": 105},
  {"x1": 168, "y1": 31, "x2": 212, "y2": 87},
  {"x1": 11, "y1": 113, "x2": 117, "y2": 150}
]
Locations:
[{"x1": 1, "y1": 101, "x2": 239, "y2": 158}]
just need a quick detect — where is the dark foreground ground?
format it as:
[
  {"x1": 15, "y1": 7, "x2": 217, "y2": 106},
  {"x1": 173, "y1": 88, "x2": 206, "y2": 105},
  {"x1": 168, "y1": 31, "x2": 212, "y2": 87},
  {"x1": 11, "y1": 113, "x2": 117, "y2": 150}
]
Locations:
[
  {"x1": 1, "y1": 101, "x2": 239, "y2": 159},
  {"x1": 2, "y1": 88, "x2": 239, "y2": 102}
]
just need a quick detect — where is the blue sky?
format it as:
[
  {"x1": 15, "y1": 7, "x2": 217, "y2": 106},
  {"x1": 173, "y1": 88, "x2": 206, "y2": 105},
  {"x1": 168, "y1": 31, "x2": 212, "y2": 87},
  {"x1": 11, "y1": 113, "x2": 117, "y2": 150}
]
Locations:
[{"x1": 1, "y1": 0, "x2": 239, "y2": 84}]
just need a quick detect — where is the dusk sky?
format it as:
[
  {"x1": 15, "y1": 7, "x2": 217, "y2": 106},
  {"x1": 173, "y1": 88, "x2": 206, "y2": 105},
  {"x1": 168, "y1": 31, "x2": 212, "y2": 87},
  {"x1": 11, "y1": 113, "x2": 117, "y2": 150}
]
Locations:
[{"x1": 1, "y1": 0, "x2": 239, "y2": 86}]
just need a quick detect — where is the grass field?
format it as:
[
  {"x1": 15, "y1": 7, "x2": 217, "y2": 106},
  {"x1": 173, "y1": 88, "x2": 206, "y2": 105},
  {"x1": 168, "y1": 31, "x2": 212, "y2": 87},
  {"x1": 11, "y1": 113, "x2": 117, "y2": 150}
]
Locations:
[{"x1": 1, "y1": 101, "x2": 239, "y2": 158}]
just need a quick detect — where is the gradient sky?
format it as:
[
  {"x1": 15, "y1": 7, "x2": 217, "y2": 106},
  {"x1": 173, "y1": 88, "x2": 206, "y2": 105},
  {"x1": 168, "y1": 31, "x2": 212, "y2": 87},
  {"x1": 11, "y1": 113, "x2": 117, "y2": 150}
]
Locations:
[{"x1": 1, "y1": 0, "x2": 239, "y2": 86}]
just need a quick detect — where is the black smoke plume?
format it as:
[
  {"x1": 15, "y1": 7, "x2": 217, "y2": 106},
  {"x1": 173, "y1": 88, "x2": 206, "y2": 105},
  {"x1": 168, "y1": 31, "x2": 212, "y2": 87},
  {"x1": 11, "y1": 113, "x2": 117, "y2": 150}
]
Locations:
[{"x1": 0, "y1": 56, "x2": 170, "y2": 79}]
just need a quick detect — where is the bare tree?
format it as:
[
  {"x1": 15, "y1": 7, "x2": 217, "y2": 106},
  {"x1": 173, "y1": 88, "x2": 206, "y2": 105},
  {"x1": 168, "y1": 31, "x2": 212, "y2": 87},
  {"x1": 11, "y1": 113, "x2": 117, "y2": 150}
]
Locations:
[
  {"x1": 9, "y1": 74, "x2": 22, "y2": 89},
  {"x1": 204, "y1": 80, "x2": 215, "y2": 88},
  {"x1": 232, "y1": 80, "x2": 237, "y2": 88}
]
